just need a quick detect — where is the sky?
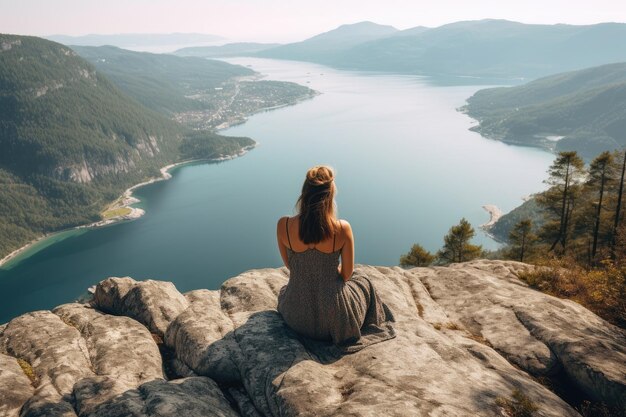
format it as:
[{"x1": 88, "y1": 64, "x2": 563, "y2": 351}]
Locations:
[{"x1": 1, "y1": 0, "x2": 626, "y2": 43}]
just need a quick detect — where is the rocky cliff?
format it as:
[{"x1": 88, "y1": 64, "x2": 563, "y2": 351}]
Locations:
[{"x1": 0, "y1": 260, "x2": 624, "y2": 417}]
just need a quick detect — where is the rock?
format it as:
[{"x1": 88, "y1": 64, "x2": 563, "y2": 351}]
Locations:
[
  {"x1": 165, "y1": 289, "x2": 240, "y2": 382},
  {"x1": 20, "y1": 384, "x2": 78, "y2": 417},
  {"x1": 421, "y1": 259, "x2": 626, "y2": 408},
  {"x1": 0, "y1": 306, "x2": 239, "y2": 417},
  {"x1": 0, "y1": 311, "x2": 93, "y2": 416},
  {"x1": 92, "y1": 277, "x2": 189, "y2": 337},
  {"x1": 220, "y1": 268, "x2": 289, "y2": 314},
  {"x1": 53, "y1": 302, "x2": 164, "y2": 383},
  {"x1": 76, "y1": 377, "x2": 239, "y2": 417},
  {"x1": 1, "y1": 261, "x2": 624, "y2": 416},
  {"x1": 0, "y1": 352, "x2": 34, "y2": 417},
  {"x1": 210, "y1": 265, "x2": 582, "y2": 417},
  {"x1": 0, "y1": 312, "x2": 94, "y2": 393},
  {"x1": 92, "y1": 276, "x2": 135, "y2": 313}
]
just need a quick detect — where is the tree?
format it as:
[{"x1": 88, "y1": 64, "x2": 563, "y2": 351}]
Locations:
[
  {"x1": 436, "y1": 218, "x2": 482, "y2": 264},
  {"x1": 507, "y1": 219, "x2": 536, "y2": 262},
  {"x1": 400, "y1": 244, "x2": 435, "y2": 267},
  {"x1": 536, "y1": 151, "x2": 585, "y2": 252},
  {"x1": 612, "y1": 148, "x2": 626, "y2": 256},
  {"x1": 586, "y1": 151, "x2": 614, "y2": 260}
]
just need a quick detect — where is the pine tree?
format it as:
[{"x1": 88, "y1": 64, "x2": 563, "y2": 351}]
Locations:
[
  {"x1": 536, "y1": 151, "x2": 585, "y2": 252},
  {"x1": 507, "y1": 219, "x2": 536, "y2": 262},
  {"x1": 437, "y1": 218, "x2": 482, "y2": 264},
  {"x1": 612, "y1": 149, "x2": 626, "y2": 256},
  {"x1": 586, "y1": 151, "x2": 614, "y2": 260},
  {"x1": 399, "y1": 244, "x2": 435, "y2": 267}
]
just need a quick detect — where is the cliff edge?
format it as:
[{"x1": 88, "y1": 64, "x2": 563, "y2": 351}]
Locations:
[{"x1": 1, "y1": 260, "x2": 624, "y2": 416}]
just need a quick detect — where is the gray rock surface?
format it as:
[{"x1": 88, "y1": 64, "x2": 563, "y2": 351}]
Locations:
[
  {"x1": 93, "y1": 277, "x2": 189, "y2": 337},
  {"x1": 1, "y1": 260, "x2": 624, "y2": 416},
  {"x1": 165, "y1": 289, "x2": 240, "y2": 382},
  {"x1": 75, "y1": 376, "x2": 239, "y2": 417},
  {"x1": 422, "y1": 260, "x2": 626, "y2": 408},
  {"x1": 0, "y1": 352, "x2": 34, "y2": 417},
  {"x1": 1, "y1": 311, "x2": 92, "y2": 416}
]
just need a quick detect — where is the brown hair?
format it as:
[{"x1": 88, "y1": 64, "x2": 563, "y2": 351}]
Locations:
[{"x1": 297, "y1": 165, "x2": 337, "y2": 244}]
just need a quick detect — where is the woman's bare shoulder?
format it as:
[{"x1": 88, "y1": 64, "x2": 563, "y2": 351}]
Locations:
[
  {"x1": 337, "y1": 218, "x2": 351, "y2": 226},
  {"x1": 276, "y1": 216, "x2": 288, "y2": 230},
  {"x1": 337, "y1": 219, "x2": 353, "y2": 233}
]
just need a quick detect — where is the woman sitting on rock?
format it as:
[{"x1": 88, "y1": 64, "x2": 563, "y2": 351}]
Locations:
[{"x1": 276, "y1": 165, "x2": 396, "y2": 352}]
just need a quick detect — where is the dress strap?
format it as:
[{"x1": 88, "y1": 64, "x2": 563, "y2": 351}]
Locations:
[{"x1": 285, "y1": 217, "x2": 293, "y2": 250}]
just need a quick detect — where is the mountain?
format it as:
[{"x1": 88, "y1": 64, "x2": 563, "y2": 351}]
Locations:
[
  {"x1": 258, "y1": 21, "x2": 398, "y2": 63},
  {"x1": 1, "y1": 261, "x2": 624, "y2": 415},
  {"x1": 463, "y1": 62, "x2": 626, "y2": 159},
  {"x1": 72, "y1": 45, "x2": 254, "y2": 115},
  {"x1": 72, "y1": 45, "x2": 316, "y2": 131},
  {"x1": 46, "y1": 33, "x2": 223, "y2": 48},
  {"x1": 259, "y1": 20, "x2": 626, "y2": 79},
  {"x1": 173, "y1": 42, "x2": 281, "y2": 58},
  {"x1": 0, "y1": 35, "x2": 253, "y2": 258}
]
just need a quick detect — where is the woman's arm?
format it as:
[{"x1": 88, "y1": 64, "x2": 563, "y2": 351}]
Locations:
[
  {"x1": 276, "y1": 217, "x2": 290, "y2": 269},
  {"x1": 339, "y1": 220, "x2": 354, "y2": 281}
]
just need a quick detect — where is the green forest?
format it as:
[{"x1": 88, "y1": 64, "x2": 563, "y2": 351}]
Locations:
[
  {"x1": 464, "y1": 62, "x2": 626, "y2": 159},
  {"x1": 72, "y1": 45, "x2": 254, "y2": 115},
  {"x1": 0, "y1": 35, "x2": 254, "y2": 258}
]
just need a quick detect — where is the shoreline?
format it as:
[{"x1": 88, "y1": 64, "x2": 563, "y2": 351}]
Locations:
[
  {"x1": 481, "y1": 204, "x2": 503, "y2": 228},
  {"x1": 0, "y1": 145, "x2": 255, "y2": 269}
]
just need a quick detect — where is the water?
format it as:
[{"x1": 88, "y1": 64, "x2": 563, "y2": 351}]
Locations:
[{"x1": 0, "y1": 58, "x2": 554, "y2": 323}]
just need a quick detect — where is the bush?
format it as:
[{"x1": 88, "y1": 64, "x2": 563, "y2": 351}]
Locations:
[
  {"x1": 400, "y1": 244, "x2": 435, "y2": 267},
  {"x1": 517, "y1": 257, "x2": 626, "y2": 327}
]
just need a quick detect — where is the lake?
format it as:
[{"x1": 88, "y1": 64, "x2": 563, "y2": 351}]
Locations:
[{"x1": 0, "y1": 58, "x2": 554, "y2": 323}]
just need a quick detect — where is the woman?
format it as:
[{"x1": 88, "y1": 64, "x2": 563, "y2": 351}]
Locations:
[{"x1": 276, "y1": 165, "x2": 395, "y2": 352}]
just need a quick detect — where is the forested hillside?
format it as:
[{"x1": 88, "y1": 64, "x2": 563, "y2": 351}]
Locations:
[
  {"x1": 0, "y1": 35, "x2": 253, "y2": 258},
  {"x1": 73, "y1": 45, "x2": 316, "y2": 130},
  {"x1": 463, "y1": 63, "x2": 626, "y2": 159},
  {"x1": 73, "y1": 45, "x2": 254, "y2": 114}
]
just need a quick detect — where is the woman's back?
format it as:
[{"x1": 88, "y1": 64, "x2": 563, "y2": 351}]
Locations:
[
  {"x1": 276, "y1": 166, "x2": 395, "y2": 351},
  {"x1": 278, "y1": 216, "x2": 345, "y2": 341}
]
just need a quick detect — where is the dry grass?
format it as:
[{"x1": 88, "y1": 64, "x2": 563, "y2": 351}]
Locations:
[
  {"x1": 517, "y1": 258, "x2": 626, "y2": 328},
  {"x1": 495, "y1": 389, "x2": 539, "y2": 417},
  {"x1": 17, "y1": 358, "x2": 38, "y2": 386},
  {"x1": 101, "y1": 207, "x2": 132, "y2": 219},
  {"x1": 444, "y1": 322, "x2": 462, "y2": 330}
]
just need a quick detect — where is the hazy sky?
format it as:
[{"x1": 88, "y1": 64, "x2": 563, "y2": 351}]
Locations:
[{"x1": 2, "y1": 0, "x2": 626, "y2": 42}]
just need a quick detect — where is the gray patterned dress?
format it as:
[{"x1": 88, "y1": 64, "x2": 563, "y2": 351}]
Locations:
[{"x1": 277, "y1": 219, "x2": 396, "y2": 353}]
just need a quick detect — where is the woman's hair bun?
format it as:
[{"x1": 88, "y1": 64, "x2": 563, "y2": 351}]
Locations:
[{"x1": 306, "y1": 165, "x2": 334, "y2": 186}]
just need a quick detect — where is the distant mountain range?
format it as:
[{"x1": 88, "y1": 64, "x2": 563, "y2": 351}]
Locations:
[
  {"x1": 256, "y1": 20, "x2": 626, "y2": 79},
  {"x1": 50, "y1": 20, "x2": 626, "y2": 80},
  {"x1": 46, "y1": 33, "x2": 224, "y2": 48},
  {"x1": 173, "y1": 42, "x2": 281, "y2": 58},
  {"x1": 463, "y1": 62, "x2": 626, "y2": 159},
  {"x1": 257, "y1": 21, "x2": 398, "y2": 63}
]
